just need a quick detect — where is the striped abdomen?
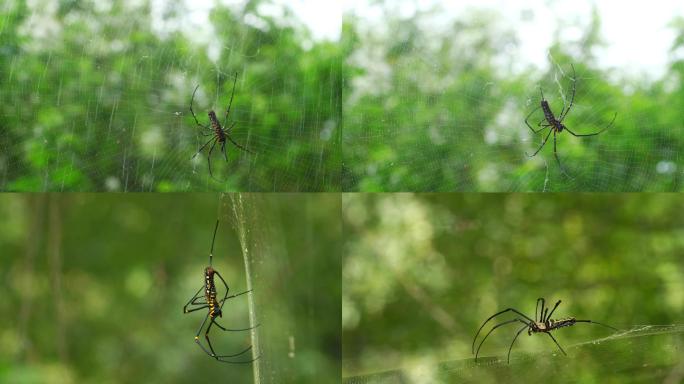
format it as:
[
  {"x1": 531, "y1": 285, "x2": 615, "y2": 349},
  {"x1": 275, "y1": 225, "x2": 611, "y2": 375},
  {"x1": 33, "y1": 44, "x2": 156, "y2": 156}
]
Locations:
[
  {"x1": 541, "y1": 100, "x2": 564, "y2": 132},
  {"x1": 204, "y1": 267, "x2": 221, "y2": 317},
  {"x1": 207, "y1": 111, "x2": 226, "y2": 143},
  {"x1": 531, "y1": 317, "x2": 576, "y2": 333},
  {"x1": 548, "y1": 317, "x2": 576, "y2": 330}
]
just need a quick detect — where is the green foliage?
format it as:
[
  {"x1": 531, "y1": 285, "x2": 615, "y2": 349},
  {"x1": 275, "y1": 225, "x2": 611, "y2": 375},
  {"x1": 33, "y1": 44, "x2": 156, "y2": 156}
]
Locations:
[
  {"x1": 0, "y1": 0, "x2": 340, "y2": 191},
  {"x1": 343, "y1": 5, "x2": 684, "y2": 191},
  {"x1": 343, "y1": 194, "x2": 684, "y2": 381},
  {"x1": 0, "y1": 193, "x2": 341, "y2": 383},
  {"x1": 3, "y1": 0, "x2": 684, "y2": 192}
]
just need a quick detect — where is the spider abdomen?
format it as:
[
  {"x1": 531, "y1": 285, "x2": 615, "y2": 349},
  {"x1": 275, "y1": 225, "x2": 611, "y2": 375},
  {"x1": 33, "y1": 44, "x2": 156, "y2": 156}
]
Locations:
[
  {"x1": 540, "y1": 100, "x2": 565, "y2": 132},
  {"x1": 531, "y1": 317, "x2": 577, "y2": 333},
  {"x1": 207, "y1": 111, "x2": 226, "y2": 142},
  {"x1": 549, "y1": 317, "x2": 576, "y2": 329},
  {"x1": 541, "y1": 100, "x2": 555, "y2": 122},
  {"x1": 204, "y1": 266, "x2": 221, "y2": 317}
]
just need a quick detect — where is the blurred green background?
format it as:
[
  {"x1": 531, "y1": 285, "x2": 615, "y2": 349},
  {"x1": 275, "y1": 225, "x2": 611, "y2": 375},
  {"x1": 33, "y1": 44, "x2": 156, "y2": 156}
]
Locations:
[
  {"x1": 0, "y1": 193, "x2": 341, "y2": 383},
  {"x1": 342, "y1": 1, "x2": 684, "y2": 191},
  {"x1": 342, "y1": 194, "x2": 684, "y2": 383},
  {"x1": 0, "y1": 0, "x2": 340, "y2": 191}
]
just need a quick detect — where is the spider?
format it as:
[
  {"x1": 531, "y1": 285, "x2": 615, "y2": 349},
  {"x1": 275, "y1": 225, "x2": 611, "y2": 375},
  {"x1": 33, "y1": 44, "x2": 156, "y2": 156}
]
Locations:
[
  {"x1": 525, "y1": 64, "x2": 617, "y2": 174},
  {"x1": 183, "y1": 220, "x2": 258, "y2": 364},
  {"x1": 472, "y1": 298, "x2": 617, "y2": 363},
  {"x1": 190, "y1": 73, "x2": 253, "y2": 180}
]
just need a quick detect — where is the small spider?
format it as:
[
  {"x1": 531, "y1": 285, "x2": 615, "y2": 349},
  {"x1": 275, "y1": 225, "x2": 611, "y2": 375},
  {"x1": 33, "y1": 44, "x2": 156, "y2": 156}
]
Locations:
[
  {"x1": 525, "y1": 64, "x2": 617, "y2": 174},
  {"x1": 472, "y1": 298, "x2": 617, "y2": 363},
  {"x1": 190, "y1": 73, "x2": 253, "y2": 180}
]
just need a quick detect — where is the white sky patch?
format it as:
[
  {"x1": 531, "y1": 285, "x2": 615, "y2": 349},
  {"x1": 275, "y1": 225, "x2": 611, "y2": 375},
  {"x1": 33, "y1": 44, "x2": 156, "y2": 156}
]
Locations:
[
  {"x1": 272, "y1": 0, "x2": 341, "y2": 41},
  {"x1": 159, "y1": 0, "x2": 341, "y2": 42},
  {"x1": 344, "y1": 0, "x2": 684, "y2": 79}
]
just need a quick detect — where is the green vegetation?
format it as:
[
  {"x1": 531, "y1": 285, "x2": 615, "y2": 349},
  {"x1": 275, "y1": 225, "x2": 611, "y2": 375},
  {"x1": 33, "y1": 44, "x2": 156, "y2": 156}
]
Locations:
[
  {"x1": 0, "y1": 193, "x2": 341, "y2": 383},
  {"x1": 343, "y1": 194, "x2": 684, "y2": 382},
  {"x1": 343, "y1": 5, "x2": 684, "y2": 191},
  {"x1": 4, "y1": 0, "x2": 684, "y2": 192},
  {"x1": 0, "y1": 0, "x2": 341, "y2": 191}
]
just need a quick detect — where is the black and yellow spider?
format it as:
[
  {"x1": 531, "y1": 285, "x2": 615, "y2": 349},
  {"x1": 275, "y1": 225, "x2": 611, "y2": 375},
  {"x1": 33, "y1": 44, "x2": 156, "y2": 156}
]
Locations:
[
  {"x1": 182, "y1": 220, "x2": 258, "y2": 364},
  {"x1": 472, "y1": 298, "x2": 617, "y2": 363}
]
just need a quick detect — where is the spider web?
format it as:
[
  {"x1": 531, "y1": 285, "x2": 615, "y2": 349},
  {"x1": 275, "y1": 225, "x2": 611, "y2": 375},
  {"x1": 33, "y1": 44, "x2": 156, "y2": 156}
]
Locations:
[
  {"x1": 342, "y1": 193, "x2": 684, "y2": 383},
  {"x1": 0, "y1": 193, "x2": 340, "y2": 383},
  {"x1": 342, "y1": 1, "x2": 684, "y2": 191},
  {"x1": 0, "y1": 0, "x2": 340, "y2": 192},
  {"x1": 219, "y1": 193, "x2": 342, "y2": 383},
  {"x1": 343, "y1": 324, "x2": 684, "y2": 383}
]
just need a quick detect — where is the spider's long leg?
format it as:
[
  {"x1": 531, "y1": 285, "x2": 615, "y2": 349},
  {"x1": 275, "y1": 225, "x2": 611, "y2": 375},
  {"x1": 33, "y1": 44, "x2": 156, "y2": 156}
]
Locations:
[
  {"x1": 472, "y1": 308, "x2": 535, "y2": 354},
  {"x1": 214, "y1": 281, "x2": 256, "y2": 329},
  {"x1": 214, "y1": 272, "x2": 252, "y2": 309},
  {"x1": 183, "y1": 285, "x2": 205, "y2": 313},
  {"x1": 525, "y1": 128, "x2": 553, "y2": 158},
  {"x1": 565, "y1": 112, "x2": 616, "y2": 137},
  {"x1": 475, "y1": 318, "x2": 528, "y2": 361},
  {"x1": 207, "y1": 139, "x2": 218, "y2": 179},
  {"x1": 552, "y1": 132, "x2": 571, "y2": 177},
  {"x1": 214, "y1": 273, "x2": 255, "y2": 327},
  {"x1": 575, "y1": 320, "x2": 618, "y2": 331},
  {"x1": 224, "y1": 122, "x2": 254, "y2": 154},
  {"x1": 192, "y1": 138, "x2": 215, "y2": 160},
  {"x1": 215, "y1": 355, "x2": 260, "y2": 364},
  {"x1": 507, "y1": 325, "x2": 529, "y2": 364},
  {"x1": 564, "y1": 128, "x2": 602, "y2": 137},
  {"x1": 204, "y1": 318, "x2": 219, "y2": 357},
  {"x1": 546, "y1": 332, "x2": 567, "y2": 356},
  {"x1": 552, "y1": 131, "x2": 560, "y2": 167},
  {"x1": 535, "y1": 298, "x2": 545, "y2": 322},
  {"x1": 209, "y1": 219, "x2": 219, "y2": 266},
  {"x1": 213, "y1": 320, "x2": 259, "y2": 332},
  {"x1": 204, "y1": 318, "x2": 258, "y2": 364},
  {"x1": 222, "y1": 289, "x2": 252, "y2": 299},
  {"x1": 190, "y1": 296, "x2": 208, "y2": 305},
  {"x1": 218, "y1": 289, "x2": 253, "y2": 308},
  {"x1": 215, "y1": 345, "x2": 252, "y2": 359},
  {"x1": 184, "y1": 294, "x2": 210, "y2": 313},
  {"x1": 214, "y1": 271, "x2": 230, "y2": 311},
  {"x1": 524, "y1": 106, "x2": 544, "y2": 134},
  {"x1": 193, "y1": 312, "x2": 211, "y2": 355},
  {"x1": 195, "y1": 314, "x2": 258, "y2": 364},
  {"x1": 545, "y1": 300, "x2": 561, "y2": 322},
  {"x1": 215, "y1": 348, "x2": 261, "y2": 365},
  {"x1": 537, "y1": 120, "x2": 549, "y2": 128},
  {"x1": 184, "y1": 305, "x2": 210, "y2": 313},
  {"x1": 190, "y1": 85, "x2": 209, "y2": 129},
  {"x1": 223, "y1": 72, "x2": 238, "y2": 127},
  {"x1": 558, "y1": 64, "x2": 576, "y2": 122},
  {"x1": 227, "y1": 135, "x2": 253, "y2": 154},
  {"x1": 553, "y1": 131, "x2": 564, "y2": 172},
  {"x1": 221, "y1": 141, "x2": 228, "y2": 162}
]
